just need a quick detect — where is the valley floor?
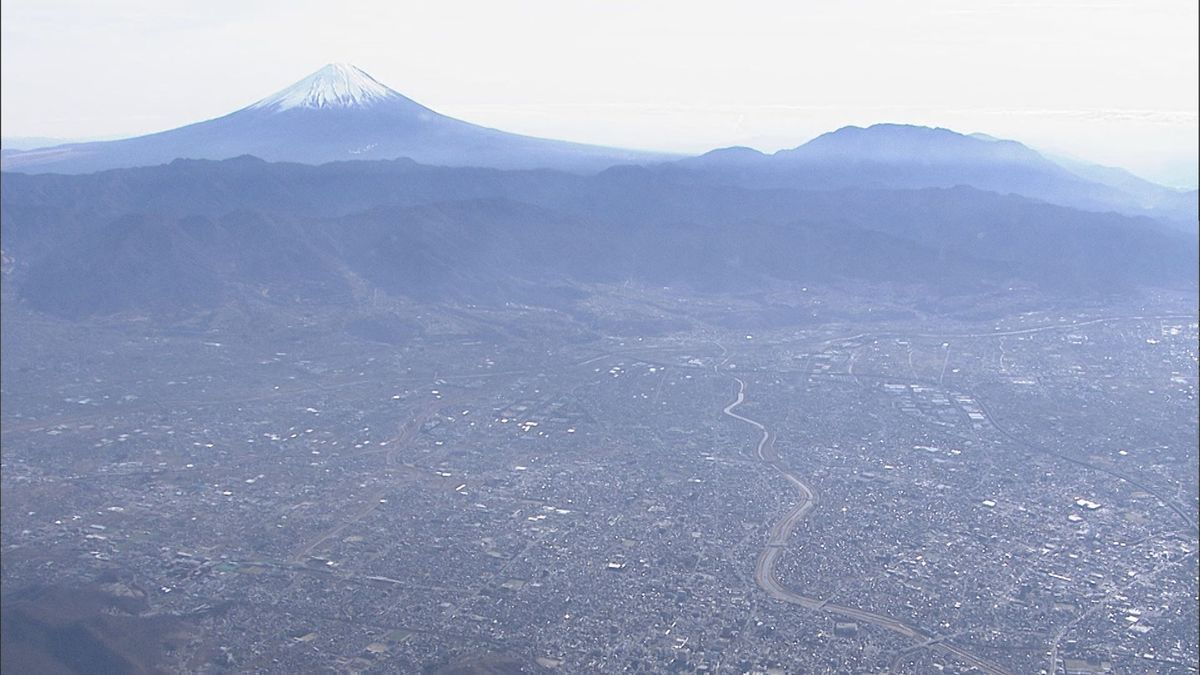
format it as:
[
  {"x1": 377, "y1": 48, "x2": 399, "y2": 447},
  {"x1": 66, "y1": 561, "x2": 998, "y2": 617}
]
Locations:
[{"x1": 2, "y1": 289, "x2": 1197, "y2": 674}]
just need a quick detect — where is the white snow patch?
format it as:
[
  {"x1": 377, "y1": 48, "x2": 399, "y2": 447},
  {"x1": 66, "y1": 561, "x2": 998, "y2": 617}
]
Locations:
[{"x1": 251, "y1": 63, "x2": 400, "y2": 111}]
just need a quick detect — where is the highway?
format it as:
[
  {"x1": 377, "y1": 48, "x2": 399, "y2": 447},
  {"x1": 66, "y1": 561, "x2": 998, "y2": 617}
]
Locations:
[{"x1": 819, "y1": 313, "x2": 1196, "y2": 346}]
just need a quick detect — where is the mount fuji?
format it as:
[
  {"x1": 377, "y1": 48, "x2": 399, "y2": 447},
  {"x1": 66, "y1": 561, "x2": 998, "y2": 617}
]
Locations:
[{"x1": 0, "y1": 63, "x2": 673, "y2": 174}]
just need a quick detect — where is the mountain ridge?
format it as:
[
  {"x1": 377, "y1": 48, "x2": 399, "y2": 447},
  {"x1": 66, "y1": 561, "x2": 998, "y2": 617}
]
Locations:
[
  {"x1": 3, "y1": 156, "x2": 1193, "y2": 320},
  {"x1": 669, "y1": 124, "x2": 1197, "y2": 229},
  {"x1": 0, "y1": 64, "x2": 675, "y2": 174},
  {"x1": 3, "y1": 68, "x2": 1193, "y2": 232}
]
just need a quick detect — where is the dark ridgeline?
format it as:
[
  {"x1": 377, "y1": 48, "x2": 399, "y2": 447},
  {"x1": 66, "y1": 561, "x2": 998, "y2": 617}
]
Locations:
[
  {"x1": 0, "y1": 64, "x2": 1195, "y2": 321},
  {"x1": 2, "y1": 64, "x2": 1194, "y2": 227},
  {"x1": 672, "y1": 124, "x2": 1197, "y2": 230},
  {"x1": 0, "y1": 155, "x2": 1195, "y2": 320}
]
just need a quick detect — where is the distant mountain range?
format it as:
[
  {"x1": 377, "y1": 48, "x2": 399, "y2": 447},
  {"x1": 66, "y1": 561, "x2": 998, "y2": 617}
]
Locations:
[
  {"x1": 1, "y1": 64, "x2": 1195, "y2": 321},
  {"x1": 0, "y1": 64, "x2": 673, "y2": 174},
  {"x1": 1, "y1": 136, "x2": 104, "y2": 151},
  {"x1": 2, "y1": 156, "x2": 1194, "y2": 319},
  {"x1": 3, "y1": 64, "x2": 1195, "y2": 232},
  {"x1": 670, "y1": 124, "x2": 1197, "y2": 230}
]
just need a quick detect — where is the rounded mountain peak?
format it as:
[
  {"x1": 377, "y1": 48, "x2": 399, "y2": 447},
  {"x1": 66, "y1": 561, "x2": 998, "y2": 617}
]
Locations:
[{"x1": 251, "y1": 63, "x2": 401, "y2": 111}]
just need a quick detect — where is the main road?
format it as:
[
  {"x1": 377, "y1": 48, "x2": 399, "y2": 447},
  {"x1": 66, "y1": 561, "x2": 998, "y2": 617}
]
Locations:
[{"x1": 720, "y1": 371, "x2": 1010, "y2": 675}]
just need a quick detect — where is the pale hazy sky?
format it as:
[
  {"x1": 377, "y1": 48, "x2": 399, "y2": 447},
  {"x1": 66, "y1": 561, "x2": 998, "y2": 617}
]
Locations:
[{"x1": 2, "y1": 0, "x2": 1197, "y2": 186}]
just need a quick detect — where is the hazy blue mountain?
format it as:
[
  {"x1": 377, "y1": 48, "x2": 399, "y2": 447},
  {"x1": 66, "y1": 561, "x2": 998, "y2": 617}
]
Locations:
[
  {"x1": 672, "y1": 124, "x2": 1197, "y2": 229},
  {"x1": 2, "y1": 157, "x2": 1193, "y2": 319},
  {"x1": 1, "y1": 136, "x2": 110, "y2": 151},
  {"x1": 0, "y1": 64, "x2": 673, "y2": 175},
  {"x1": 6, "y1": 71, "x2": 1193, "y2": 232},
  {"x1": 1048, "y1": 154, "x2": 1198, "y2": 220}
]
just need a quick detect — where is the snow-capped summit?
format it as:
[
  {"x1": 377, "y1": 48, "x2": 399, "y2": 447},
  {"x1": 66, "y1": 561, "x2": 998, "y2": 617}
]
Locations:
[{"x1": 251, "y1": 63, "x2": 400, "y2": 111}]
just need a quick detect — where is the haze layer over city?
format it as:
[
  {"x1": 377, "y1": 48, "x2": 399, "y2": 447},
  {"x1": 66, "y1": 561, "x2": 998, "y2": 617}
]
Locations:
[{"x1": 1, "y1": 2, "x2": 1197, "y2": 674}]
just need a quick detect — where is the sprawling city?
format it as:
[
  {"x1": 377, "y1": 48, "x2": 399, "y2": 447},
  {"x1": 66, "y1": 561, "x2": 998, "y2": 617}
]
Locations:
[{"x1": 3, "y1": 285, "x2": 1196, "y2": 673}]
